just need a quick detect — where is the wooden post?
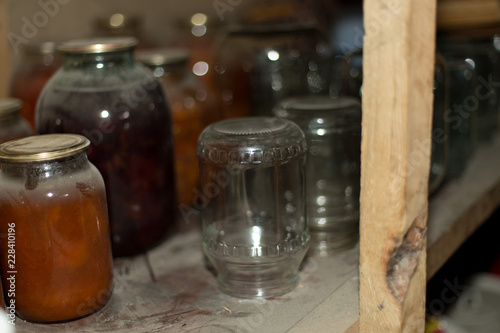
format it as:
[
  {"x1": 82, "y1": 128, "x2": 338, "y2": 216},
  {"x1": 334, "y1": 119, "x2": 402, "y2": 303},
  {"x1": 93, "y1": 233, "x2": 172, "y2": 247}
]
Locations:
[
  {"x1": 0, "y1": 0, "x2": 10, "y2": 97},
  {"x1": 360, "y1": 0, "x2": 436, "y2": 332}
]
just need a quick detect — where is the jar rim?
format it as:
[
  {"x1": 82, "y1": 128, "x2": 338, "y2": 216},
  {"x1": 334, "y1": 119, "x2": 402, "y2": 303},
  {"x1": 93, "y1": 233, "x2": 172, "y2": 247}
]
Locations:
[
  {"x1": 58, "y1": 37, "x2": 138, "y2": 54},
  {"x1": 0, "y1": 134, "x2": 90, "y2": 163}
]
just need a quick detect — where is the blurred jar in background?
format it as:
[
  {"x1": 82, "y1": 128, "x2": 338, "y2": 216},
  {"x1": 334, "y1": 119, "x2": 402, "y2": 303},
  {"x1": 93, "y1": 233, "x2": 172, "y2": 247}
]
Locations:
[
  {"x1": 274, "y1": 95, "x2": 361, "y2": 255},
  {"x1": 429, "y1": 54, "x2": 450, "y2": 195},
  {"x1": 438, "y1": 37, "x2": 499, "y2": 142},
  {"x1": 214, "y1": 0, "x2": 333, "y2": 119},
  {"x1": 137, "y1": 48, "x2": 219, "y2": 207},
  {"x1": 10, "y1": 41, "x2": 61, "y2": 130},
  {"x1": 170, "y1": 13, "x2": 221, "y2": 112},
  {"x1": 93, "y1": 12, "x2": 155, "y2": 49},
  {"x1": 443, "y1": 57, "x2": 476, "y2": 179},
  {"x1": 216, "y1": 24, "x2": 332, "y2": 119},
  {"x1": 0, "y1": 98, "x2": 32, "y2": 144}
]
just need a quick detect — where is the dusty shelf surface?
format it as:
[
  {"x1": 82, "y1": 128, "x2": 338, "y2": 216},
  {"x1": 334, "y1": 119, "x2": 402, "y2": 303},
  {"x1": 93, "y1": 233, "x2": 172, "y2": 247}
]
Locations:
[
  {"x1": 15, "y1": 229, "x2": 359, "y2": 333},
  {"x1": 14, "y1": 136, "x2": 500, "y2": 333}
]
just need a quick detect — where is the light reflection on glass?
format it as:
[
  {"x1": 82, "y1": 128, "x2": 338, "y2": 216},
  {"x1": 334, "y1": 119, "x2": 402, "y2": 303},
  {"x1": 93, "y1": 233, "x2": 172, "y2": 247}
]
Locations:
[
  {"x1": 267, "y1": 50, "x2": 280, "y2": 61},
  {"x1": 251, "y1": 226, "x2": 262, "y2": 247},
  {"x1": 193, "y1": 61, "x2": 209, "y2": 76}
]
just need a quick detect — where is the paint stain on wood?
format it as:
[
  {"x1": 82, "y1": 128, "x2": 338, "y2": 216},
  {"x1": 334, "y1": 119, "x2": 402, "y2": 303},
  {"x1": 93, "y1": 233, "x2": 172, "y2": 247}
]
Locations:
[{"x1": 386, "y1": 219, "x2": 426, "y2": 303}]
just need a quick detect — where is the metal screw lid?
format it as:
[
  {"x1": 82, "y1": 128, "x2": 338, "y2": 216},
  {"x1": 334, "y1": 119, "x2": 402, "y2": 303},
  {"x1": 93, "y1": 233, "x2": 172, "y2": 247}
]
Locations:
[
  {"x1": 57, "y1": 37, "x2": 138, "y2": 54},
  {"x1": 0, "y1": 134, "x2": 90, "y2": 163}
]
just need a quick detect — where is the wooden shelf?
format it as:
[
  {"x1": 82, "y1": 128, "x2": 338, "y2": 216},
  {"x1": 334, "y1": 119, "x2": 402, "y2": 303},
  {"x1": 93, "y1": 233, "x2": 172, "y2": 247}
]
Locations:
[
  {"x1": 427, "y1": 135, "x2": 500, "y2": 279},
  {"x1": 15, "y1": 226, "x2": 360, "y2": 332},
  {"x1": 15, "y1": 135, "x2": 500, "y2": 332}
]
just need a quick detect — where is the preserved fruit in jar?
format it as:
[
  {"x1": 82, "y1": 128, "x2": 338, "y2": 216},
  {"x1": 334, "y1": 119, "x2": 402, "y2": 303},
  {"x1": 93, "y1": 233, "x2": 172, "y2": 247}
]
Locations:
[
  {"x1": 36, "y1": 37, "x2": 177, "y2": 257},
  {"x1": 137, "y1": 48, "x2": 218, "y2": 207},
  {"x1": 0, "y1": 134, "x2": 113, "y2": 322}
]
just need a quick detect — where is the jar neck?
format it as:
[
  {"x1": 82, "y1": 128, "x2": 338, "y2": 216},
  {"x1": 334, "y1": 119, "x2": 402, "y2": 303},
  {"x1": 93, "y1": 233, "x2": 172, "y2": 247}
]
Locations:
[
  {"x1": 62, "y1": 49, "x2": 135, "y2": 70},
  {"x1": 1, "y1": 152, "x2": 90, "y2": 185}
]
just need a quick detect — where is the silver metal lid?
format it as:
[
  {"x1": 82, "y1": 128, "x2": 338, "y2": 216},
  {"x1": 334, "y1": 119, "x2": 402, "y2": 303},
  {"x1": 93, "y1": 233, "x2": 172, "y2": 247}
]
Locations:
[
  {"x1": 57, "y1": 37, "x2": 138, "y2": 54},
  {"x1": 0, "y1": 134, "x2": 90, "y2": 162}
]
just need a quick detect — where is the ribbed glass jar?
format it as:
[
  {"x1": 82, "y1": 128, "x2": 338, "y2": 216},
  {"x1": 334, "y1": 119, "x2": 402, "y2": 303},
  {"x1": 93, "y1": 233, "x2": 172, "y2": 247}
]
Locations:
[{"x1": 197, "y1": 117, "x2": 309, "y2": 298}]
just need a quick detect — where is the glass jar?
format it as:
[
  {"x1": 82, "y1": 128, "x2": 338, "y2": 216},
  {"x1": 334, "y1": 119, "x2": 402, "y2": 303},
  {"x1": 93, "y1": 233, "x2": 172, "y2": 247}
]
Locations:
[
  {"x1": 438, "y1": 37, "x2": 499, "y2": 142},
  {"x1": 274, "y1": 96, "x2": 361, "y2": 255},
  {"x1": 198, "y1": 117, "x2": 309, "y2": 298},
  {"x1": 0, "y1": 98, "x2": 32, "y2": 144},
  {"x1": 36, "y1": 37, "x2": 177, "y2": 257},
  {"x1": 429, "y1": 54, "x2": 450, "y2": 195},
  {"x1": 0, "y1": 134, "x2": 113, "y2": 322},
  {"x1": 136, "y1": 48, "x2": 219, "y2": 207},
  {"x1": 92, "y1": 13, "x2": 154, "y2": 50},
  {"x1": 9, "y1": 42, "x2": 61, "y2": 130},
  {"x1": 170, "y1": 13, "x2": 221, "y2": 107},
  {"x1": 443, "y1": 57, "x2": 476, "y2": 179},
  {"x1": 215, "y1": 24, "x2": 332, "y2": 119}
]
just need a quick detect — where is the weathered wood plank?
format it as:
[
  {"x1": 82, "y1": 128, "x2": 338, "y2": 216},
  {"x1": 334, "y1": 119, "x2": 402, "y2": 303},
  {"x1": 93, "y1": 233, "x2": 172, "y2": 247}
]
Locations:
[{"x1": 360, "y1": 0, "x2": 437, "y2": 331}]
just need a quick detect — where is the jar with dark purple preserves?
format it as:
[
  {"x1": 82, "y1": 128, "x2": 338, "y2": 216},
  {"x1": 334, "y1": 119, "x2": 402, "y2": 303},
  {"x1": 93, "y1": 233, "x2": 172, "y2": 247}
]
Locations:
[{"x1": 36, "y1": 37, "x2": 177, "y2": 257}]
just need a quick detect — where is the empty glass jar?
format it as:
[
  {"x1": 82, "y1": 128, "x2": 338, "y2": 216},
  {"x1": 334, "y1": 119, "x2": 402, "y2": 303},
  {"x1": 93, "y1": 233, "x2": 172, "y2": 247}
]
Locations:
[
  {"x1": 429, "y1": 54, "x2": 449, "y2": 195},
  {"x1": 274, "y1": 96, "x2": 361, "y2": 255},
  {"x1": 198, "y1": 117, "x2": 309, "y2": 298},
  {"x1": 215, "y1": 24, "x2": 332, "y2": 119},
  {"x1": 438, "y1": 38, "x2": 499, "y2": 142},
  {"x1": 443, "y1": 57, "x2": 476, "y2": 179},
  {"x1": 36, "y1": 37, "x2": 177, "y2": 257}
]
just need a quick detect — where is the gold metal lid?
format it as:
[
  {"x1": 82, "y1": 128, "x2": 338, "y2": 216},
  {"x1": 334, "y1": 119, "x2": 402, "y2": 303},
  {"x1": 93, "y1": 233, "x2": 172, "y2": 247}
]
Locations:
[
  {"x1": 57, "y1": 37, "x2": 138, "y2": 54},
  {"x1": 0, "y1": 134, "x2": 90, "y2": 162}
]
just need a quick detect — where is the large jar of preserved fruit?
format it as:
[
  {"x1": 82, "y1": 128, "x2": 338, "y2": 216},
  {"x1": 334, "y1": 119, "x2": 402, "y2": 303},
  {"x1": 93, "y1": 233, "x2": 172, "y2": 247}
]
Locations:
[
  {"x1": 36, "y1": 37, "x2": 177, "y2": 257},
  {"x1": 0, "y1": 134, "x2": 113, "y2": 322},
  {"x1": 137, "y1": 48, "x2": 218, "y2": 207}
]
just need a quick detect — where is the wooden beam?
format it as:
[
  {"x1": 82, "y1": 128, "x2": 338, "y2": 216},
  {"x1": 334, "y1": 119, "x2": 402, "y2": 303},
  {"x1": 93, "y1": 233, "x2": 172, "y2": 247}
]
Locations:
[
  {"x1": 0, "y1": 0, "x2": 10, "y2": 97},
  {"x1": 360, "y1": 0, "x2": 436, "y2": 332}
]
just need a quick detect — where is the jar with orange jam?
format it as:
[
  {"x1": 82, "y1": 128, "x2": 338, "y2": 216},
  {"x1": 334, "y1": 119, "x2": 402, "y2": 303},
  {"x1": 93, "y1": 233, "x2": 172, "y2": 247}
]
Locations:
[{"x1": 0, "y1": 134, "x2": 113, "y2": 323}]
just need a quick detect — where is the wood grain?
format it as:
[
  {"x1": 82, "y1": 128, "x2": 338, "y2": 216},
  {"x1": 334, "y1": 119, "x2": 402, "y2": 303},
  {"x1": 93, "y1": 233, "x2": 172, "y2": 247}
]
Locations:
[{"x1": 360, "y1": 0, "x2": 436, "y2": 331}]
